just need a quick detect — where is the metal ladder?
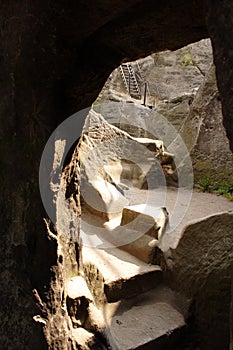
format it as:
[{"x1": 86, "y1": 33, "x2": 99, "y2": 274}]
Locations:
[
  {"x1": 136, "y1": 61, "x2": 161, "y2": 107},
  {"x1": 120, "y1": 63, "x2": 141, "y2": 99}
]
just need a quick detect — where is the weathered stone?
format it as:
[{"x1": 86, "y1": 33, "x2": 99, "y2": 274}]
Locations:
[
  {"x1": 206, "y1": 0, "x2": 233, "y2": 152},
  {"x1": 180, "y1": 64, "x2": 233, "y2": 183},
  {"x1": 79, "y1": 111, "x2": 131, "y2": 219},
  {"x1": 105, "y1": 286, "x2": 186, "y2": 350},
  {"x1": 119, "y1": 233, "x2": 167, "y2": 267},
  {"x1": 119, "y1": 233, "x2": 156, "y2": 263},
  {"x1": 82, "y1": 246, "x2": 162, "y2": 304},
  {"x1": 96, "y1": 42, "x2": 232, "y2": 184},
  {"x1": 79, "y1": 109, "x2": 171, "y2": 219},
  {"x1": 97, "y1": 39, "x2": 213, "y2": 134},
  {"x1": 170, "y1": 211, "x2": 233, "y2": 350},
  {"x1": 103, "y1": 39, "x2": 212, "y2": 98},
  {"x1": 136, "y1": 39, "x2": 212, "y2": 101},
  {"x1": 1, "y1": 1, "x2": 233, "y2": 348},
  {"x1": 121, "y1": 204, "x2": 169, "y2": 240},
  {"x1": 153, "y1": 94, "x2": 195, "y2": 133},
  {"x1": 72, "y1": 328, "x2": 95, "y2": 350},
  {"x1": 66, "y1": 276, "x2": 93, "y2": 328},
  {"x1": 66, "y1": 276, "x2": 107, "y2": 346}
]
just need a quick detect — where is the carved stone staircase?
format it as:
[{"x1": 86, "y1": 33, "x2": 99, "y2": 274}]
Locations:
[
  {"x1": 66, "y1": 239, "x2": 189, "y2": 349},
  {"x1": 64, "y1": 196, "x2": 191, "y2": 349},
  {"x1": 65, "y1": 187, "x2": 192, "y2": 349}
]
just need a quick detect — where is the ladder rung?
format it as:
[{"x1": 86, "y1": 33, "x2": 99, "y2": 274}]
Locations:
[{"x1": 120, "y1": 63, "x2": 141, "y2": 99}]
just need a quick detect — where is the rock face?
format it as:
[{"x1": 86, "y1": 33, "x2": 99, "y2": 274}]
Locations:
[
  {"x1": 79, "y1": 109, "x2": 171, "y2": 219},
  {"x1": 97, "y1": 39, "x2": 233, "y2": 183},
  {"x1": 181, "y1": 64, "x2": 233, "y2": 182},
  {"x1": 0, "y1": 1, "x2": 233, "y2": 348},
  {"x1": 107, "y1": 39, "x2": 212, "y2": 111},
  {"x1": 171, "y1": 211, "x2": 233, "y2": 350},
  {"x1": 206, "y1": 0, "x2": 233, "y2": 152},
  {"x1": 82, "y1": 246, "x2": 162, "y2": 304},
  {"x1": 79, "y1": 109, "x2": 131, "y2": 220}
]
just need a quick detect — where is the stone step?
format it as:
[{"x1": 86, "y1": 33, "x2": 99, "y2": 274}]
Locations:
[
  {"x1": 121, "y1": 204, "x2": 169, "y2": 240},
  {"x1": 119, "y1": 232, "x2": 157, "y2": 264},
  {"x1": 82, "y1": 246, "x2": 162, "y2": 304},
  {"x1": 104, "y1": 286, "x2": 187, "y2": 350},
  {"x1": 72, "y1": 328, "x2": 96, "y2": 350},
  {"x1": 118, "y1": 204, "x2": 169, "y2": 264}
]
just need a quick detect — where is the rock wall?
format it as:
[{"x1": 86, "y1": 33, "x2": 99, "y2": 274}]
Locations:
[
  {"x1": 171, "y1": 211, "x2": 233, "y2": 350},
  {"x1": 97, "y1": 39, "x2": 233, "y2": 183},
  {"x1": 106, "y1": 39, "x2": 212, "y2": 110},
  {"x1": 206, "y1": 0, "x2": 233, "y2": 153},
  {"x1": 181, "y1": 64, "x2": 233, "y2": 182}
]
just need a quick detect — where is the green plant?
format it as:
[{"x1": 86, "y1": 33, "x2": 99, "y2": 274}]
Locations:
[
  {"x1": 197, "y1": 178, "x2": 213, "y2": 192},
  {"x1": 196, "y1": 179, "x2": 233, "y2": 201},
  {"x1": 215, "y1": 183, "x2": 233, "y2": 200}
]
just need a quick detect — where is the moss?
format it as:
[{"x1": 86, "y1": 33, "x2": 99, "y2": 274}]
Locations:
[
  {"x1": 181, "y1": 52, "x2": 194, "y2": 66},
  {"x1": 193, "y1": 157, "x2": 233, "y2": 184}
]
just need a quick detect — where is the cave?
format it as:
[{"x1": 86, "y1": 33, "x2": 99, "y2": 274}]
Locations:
[{"x1": 1, "y1": 1, "x2": 233, "y2": 349}]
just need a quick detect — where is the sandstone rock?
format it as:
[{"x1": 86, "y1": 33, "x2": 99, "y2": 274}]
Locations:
[
  {"x1": 66, "y1": 276, "x2": 106, "y2": 340},
  {"x1": 94, "y1": 93, "x2": 186, "y2": 185},
  {"x1": 206, "y1": 0, "x2": 233, "y2": 152},
  {"x1": 72, "y1": 328, "x2": 107, "y2": 350},
  {"x1": 121, "y1": 204, "x2": 169, "y2": 241},
  {"x1": 105, "y1": 286, "x2": 187, "y2": 350},
  {"x1": 119, "y1": 233, "x2": 157, "y2": 264},
  {"x1": 81, "y1": 175, "x2": 129, "y2": 220},
  {"x1": 154, "y1": 94, "x2": 194, "y2": 133},
  {"x1": 137, "y1": 39, "x2": 212, "y2": 101},
  {"x1": 180, "y1": 64, "x2": 233, "y2": 183},
  {"x1": 79, "y1": 110, "x2": 130, "y2": 220},
  {"x1": 96, "y1": 40, "x2": 233, "y2": 184},
  {"x1": 103, "y1": 39, "x2": 212, "y2": 104},
  {"x1": 79, "y1": 109, "x2": 171, "y2": 219},
  {"x1": 171, "y1": 211, "x2": 233, "y2": 350},
  {"x1": 1, "y1": 1, "x2": 233, "y2": 348},
  {"x1": 82, "y1": 246, "x2": 162, "y2": 304},
  {"x1": 97, "y1": 39, "x2": 213, "y2": 135},
  {"x1": 114, "y1": 204, "x2": 170, "y2": 264}
]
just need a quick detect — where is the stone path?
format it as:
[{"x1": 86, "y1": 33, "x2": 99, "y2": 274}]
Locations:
[
  {"x1": 76, "y1": 188, "x2": 233, "y2": 349},
  {"x1": 81, "y1": 246, "x2": 188, "y2": 350},
  {"x1": 103, "y1": 286, "x2": 187, "y2": 350},
  {"x1": 125, "y1": 187, "x2": 233, "y2": 250},
  {"x1": 82, "y1": 187, "x2": 233, "y2": 251},
  {"x1": 82, "y1": 246, "x2": 162, "y2": 303}
]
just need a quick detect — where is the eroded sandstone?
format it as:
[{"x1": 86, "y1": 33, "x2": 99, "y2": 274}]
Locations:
[{"x1": 1, "y1": 1, "x2": 233, "y2": 348}]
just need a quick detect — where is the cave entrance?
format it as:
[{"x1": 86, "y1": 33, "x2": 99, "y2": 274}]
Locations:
[
  {"x1": 56, "y1": 40, "x2": 233, "y2": 349},
  {"x1": 79, "y1": 38, "x2": 222, "y2": 253}
]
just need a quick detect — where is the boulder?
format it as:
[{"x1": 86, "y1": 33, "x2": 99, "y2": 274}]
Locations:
[{"x1": 170, "y1": 211, "x2": 233, "y2": 350}]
